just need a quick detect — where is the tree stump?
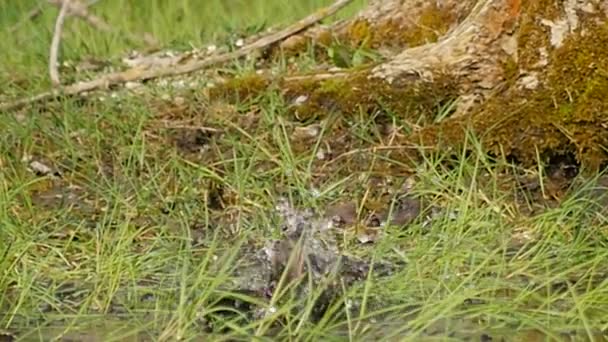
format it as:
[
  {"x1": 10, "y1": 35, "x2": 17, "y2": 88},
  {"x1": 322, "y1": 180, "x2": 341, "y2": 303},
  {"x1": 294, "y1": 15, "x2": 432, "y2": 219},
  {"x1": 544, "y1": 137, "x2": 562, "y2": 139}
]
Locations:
[{"x1": 223, "y1": 0, "x2": 608, "y2": 170}]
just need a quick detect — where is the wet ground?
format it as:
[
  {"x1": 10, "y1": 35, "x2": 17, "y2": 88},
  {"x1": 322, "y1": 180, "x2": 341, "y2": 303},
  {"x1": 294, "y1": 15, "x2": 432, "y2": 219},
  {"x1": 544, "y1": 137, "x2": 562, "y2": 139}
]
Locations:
[
  {"x1": 2, "y1": 85, "x2": 608, "y2": 340},
  {"x1": 10, "y1": 140, "x2": 608, "y2": 340}
]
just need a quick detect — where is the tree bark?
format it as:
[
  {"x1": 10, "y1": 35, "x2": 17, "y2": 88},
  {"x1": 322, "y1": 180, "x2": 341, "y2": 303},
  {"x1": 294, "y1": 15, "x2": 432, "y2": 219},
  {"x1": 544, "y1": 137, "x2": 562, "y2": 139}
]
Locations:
[{"x1": 274, "y1": 0, "x2": 608, "y2": 170}]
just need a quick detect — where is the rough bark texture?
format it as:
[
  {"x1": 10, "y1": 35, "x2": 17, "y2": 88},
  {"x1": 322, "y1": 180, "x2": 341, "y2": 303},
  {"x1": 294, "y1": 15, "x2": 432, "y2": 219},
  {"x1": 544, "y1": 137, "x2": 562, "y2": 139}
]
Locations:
[
  {"x1": 234, "y1": 0, "x2": 608, "y2": 170},
  {"x1": 352, "y1": 0, "x2": 519, "y2": 115}
]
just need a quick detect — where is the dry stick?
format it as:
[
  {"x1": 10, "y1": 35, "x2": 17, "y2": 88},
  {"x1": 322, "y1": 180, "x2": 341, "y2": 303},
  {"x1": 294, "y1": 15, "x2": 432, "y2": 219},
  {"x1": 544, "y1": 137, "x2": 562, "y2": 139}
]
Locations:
[
  {"x1": 1, "y1": 0, "x2": 353, "y2": 112},
  {"x1": 49, "y1": 0, "x2": 71, "y2": 86},
  {"x1": 284, "y1": 71, "x2": 350, "y2": 82}
]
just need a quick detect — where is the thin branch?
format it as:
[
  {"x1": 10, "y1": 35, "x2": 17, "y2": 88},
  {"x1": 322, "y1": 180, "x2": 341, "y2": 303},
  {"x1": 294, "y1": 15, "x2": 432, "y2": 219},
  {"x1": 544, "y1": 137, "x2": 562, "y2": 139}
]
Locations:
[
  {"x1": 49, "y1": 0, "x2": 71, "y2": 86},
  {"x1": 284, "y1": 71, "x2": 351, "y2": 82},
  {"x1": 1, "y1": 0, "x2": 353, "y2": 111}
]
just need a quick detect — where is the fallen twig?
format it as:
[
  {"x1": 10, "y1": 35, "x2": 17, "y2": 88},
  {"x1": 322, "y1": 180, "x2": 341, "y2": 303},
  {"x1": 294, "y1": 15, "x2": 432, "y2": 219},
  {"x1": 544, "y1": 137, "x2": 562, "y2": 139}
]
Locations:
[
  {"x1": 49, "y1": 0, "x2": 71, "y2": 86},
  {"x1": 284, "y1": 70, "x2": 351, "y2": 82},
  {"x1": 1, "y1": 0, "x2": 353, "y2": 112}
]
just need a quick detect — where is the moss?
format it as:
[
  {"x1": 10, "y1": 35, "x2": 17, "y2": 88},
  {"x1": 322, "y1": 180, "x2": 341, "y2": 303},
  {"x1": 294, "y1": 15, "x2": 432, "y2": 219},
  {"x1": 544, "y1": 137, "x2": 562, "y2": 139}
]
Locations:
[
  {"x1": 207, "y1": 1, "x2": 608, "y2": 170},
  {"x1": 402, "y1": 3, "x2": 455, "y2": 46},
  {"x1": 516, "y1": 0, "x2": 560, "y2": 69},
  {"x1": 420, "y1": 10, "x2": 608, "y2": 170},
  {"x1": 283, "y1": 69, "x2": 459, "y2": 123},
  {"x1": 500, "y1": 56, "x2": 520, "y2": 88},
  {"x1": 347, "y1": 20, "x2": 372, "y2": 47},
  {"x1": 346, "y1": 3, "x2": 457, "y2": 49},
  {"x1": 208, "y1": 73, "x2": 271, "y2": 103},
  {"x1": 276, "y1": 2, "x2": 458, "y2": 63}
]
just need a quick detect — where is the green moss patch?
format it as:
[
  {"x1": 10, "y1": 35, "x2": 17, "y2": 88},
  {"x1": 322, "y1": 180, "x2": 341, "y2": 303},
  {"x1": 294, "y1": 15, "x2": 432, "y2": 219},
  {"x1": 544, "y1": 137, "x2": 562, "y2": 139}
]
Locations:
[
  {"x1": 346, "y1": 3, "x2": 457, "y2": 49},
  {"x1": 423, "y1": 17, "x2": 608, "y2": 169}
]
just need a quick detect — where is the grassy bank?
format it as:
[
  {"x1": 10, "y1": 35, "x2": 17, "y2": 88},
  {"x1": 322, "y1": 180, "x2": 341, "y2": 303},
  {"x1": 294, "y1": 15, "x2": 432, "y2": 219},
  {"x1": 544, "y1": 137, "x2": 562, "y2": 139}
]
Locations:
[{"x1": 2, "y1": 1, "x2": 608, "y2": 340}]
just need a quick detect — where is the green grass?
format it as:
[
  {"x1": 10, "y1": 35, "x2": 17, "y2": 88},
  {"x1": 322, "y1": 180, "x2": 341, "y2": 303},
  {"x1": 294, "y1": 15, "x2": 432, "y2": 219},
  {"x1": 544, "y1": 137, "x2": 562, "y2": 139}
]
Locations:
[
  {"x1": 2, "y1": 0, "x2": 608, "y2": 341},
  {"x1": 0, "y1": 0, "x2": 365, "y2": 96}
]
